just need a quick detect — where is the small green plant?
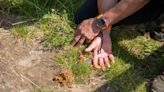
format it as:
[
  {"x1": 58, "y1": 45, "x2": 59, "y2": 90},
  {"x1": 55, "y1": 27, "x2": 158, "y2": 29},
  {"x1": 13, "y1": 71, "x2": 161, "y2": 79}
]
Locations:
[
  {"x1": 11, "y1": 24, "x2": 30, "y2": 37},
  {"x1": 72, "y1": 60, "x2": 92, "y2": 83},
  {"x1": 54, "y1": 46, "x2": 92, "y2": 84},
  {"x1": 37, "y1": 13, "x2": 74, "y2": 47}
]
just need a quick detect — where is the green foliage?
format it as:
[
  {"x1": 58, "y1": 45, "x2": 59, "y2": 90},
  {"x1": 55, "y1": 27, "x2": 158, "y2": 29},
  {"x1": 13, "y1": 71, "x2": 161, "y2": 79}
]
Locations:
[
  {"x1": 72, "y1": 61, "x2": 91, "y2": 76},
  {"x1": 1, "y1": 0, "x2": 82, "y2": 18},
  {"x1": 54, "y1": 47, "x2": 79, "y2": 70},
  {"x1": 102, "y1": 27, "x2": 164, "y2": 92},
  {"x1": 11, "y1": 24, "x2": 30, "y2": 37},
  {"x1": 0, "y1": 0, "x2": 21, "y2": 9},
  {"x1": 37, "y1": 13, "x2": 74, "y2": 47},
  {"x1": 54, "y1": 46, "x2": 92, "y2": 83},
  {"x1": 72, "y1": 60, "x2": 92, "y2": 83},
  {"x1": 8, "y1": 0, "x2": 23, "y2": 6}
]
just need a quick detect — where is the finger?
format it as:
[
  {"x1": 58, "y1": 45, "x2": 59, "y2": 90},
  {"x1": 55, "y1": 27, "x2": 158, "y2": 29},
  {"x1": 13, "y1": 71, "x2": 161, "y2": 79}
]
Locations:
[
  {"x1": 98, "y1": 58, "x2": 106, "y2": 71},
  {"x1": 85, "y1": 42, "x2": 96, "y2": 52},
  {"x1": 74, "y1": 28, "x2": 80, "y2": 36},
  {"x1": 108, "y1": 54, "x2": 115, "y2": 64},
  {"x1": 85, "y1": 37, "x2": 101, "y2": 52},
  {"x1": 93, "y1": 49, "x2": 101, "y2": 69},
  {"x1": 74, "y1": 30, "x2": 78, "y2": 36},
  {"x1": 70, "y1": 35, "x2": 81, "y2": 47},
  {"x1": 76, "y1": 37, "x2": 85, "y2": 47},
  {"x1": 85, "y1": 39, "x2": 92, "y2": 44},
  {"x1": 104, "y1": 57, "x2": 111, "y2": 68}
]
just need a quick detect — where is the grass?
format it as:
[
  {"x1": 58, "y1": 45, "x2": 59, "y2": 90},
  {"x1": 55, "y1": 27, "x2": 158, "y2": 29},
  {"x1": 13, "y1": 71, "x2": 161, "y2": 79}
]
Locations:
[
  {"x1": 1, "y1": 0, "x2": 164, "y2": 92},
  {"x1": 11, "y1": 24, "x2": 30, "y2": 37},
  {"x1": 103, "y1": 26, "x2": 163, "y2": 92},
  {"x1": 54, "y1": 46, "x2": 92, "y2": 84},
  {"x1": 37, "y1": 13, "x2": 74, "y2": 47}
]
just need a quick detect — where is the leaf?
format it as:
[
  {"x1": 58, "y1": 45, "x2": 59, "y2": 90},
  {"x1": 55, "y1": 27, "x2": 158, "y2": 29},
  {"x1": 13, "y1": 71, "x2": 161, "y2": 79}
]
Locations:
[
  {"x1": 53, "y1": 67, "x2": 74, "y2": 86},
  {"x1": 79, "y1": 51, "x2": 84, "y2": 63}
]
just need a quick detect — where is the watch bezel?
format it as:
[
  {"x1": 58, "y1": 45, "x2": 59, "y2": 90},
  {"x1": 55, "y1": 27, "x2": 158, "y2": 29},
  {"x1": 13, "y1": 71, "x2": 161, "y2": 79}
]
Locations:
[{"x1": 95, "y1": 17, "x2": 107, "y2": 30}]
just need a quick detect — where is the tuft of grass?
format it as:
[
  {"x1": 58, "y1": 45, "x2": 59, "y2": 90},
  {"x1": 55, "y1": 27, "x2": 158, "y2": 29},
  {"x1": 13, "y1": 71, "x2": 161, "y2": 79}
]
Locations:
[
  {"x1": 37, "y1": 13, "x2": 75, "y2": 47},
  {"x1": 11, "y1": 24, "x2": 40, "y2": 40},
  {"x1": 2, "y1": 0, "x2": 82, "y2": 18},
  {"x1": 54, "y1": 46, "x2": 92, "y2": 84},
  {"x1": 101, "y1": 25, "x2": 164, "y2": 92},
  {"x1": 11, "y1": 12, "x2": 75, "y2": 47},
  {"x1": 72, "y1": 61, "x2": 92, "y2": 76},
  {"x1": 112, "y1": 25, "x2": 162, "y2": 59},
  {"x1": 72, "y1": 60, "x2": 92, "y2": 83},
  {"x1": 11, "y1": 24, "x2": 30, "y2": 37}
]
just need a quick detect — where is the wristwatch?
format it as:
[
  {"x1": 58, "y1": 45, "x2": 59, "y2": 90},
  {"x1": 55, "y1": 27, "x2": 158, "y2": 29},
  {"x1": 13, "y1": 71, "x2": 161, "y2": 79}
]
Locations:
[{"x1": 95, "y1": 14, "x2": 111, "y2": 31}]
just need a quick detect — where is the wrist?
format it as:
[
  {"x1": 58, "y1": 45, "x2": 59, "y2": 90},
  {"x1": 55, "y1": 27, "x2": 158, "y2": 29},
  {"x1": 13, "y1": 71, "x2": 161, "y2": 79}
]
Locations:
[
  {"x1": 95, "y1": 14, "x2": 112, "y2": 31},
  {"x1": 103, "y1": 12, "x2": 114, "y2": 26},
  {"x1": 103, "y1": 31, "x2": 110, "y2": 37}
]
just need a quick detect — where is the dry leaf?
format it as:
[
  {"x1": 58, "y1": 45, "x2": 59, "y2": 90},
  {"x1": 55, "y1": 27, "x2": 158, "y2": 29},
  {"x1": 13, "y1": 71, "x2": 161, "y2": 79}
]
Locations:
[
  {"x1": 53, "y1": 67, "x2": 74, "y2": 86},
  {"x1": 79, "y1": 51, "x2": 84, "y2": 62}
]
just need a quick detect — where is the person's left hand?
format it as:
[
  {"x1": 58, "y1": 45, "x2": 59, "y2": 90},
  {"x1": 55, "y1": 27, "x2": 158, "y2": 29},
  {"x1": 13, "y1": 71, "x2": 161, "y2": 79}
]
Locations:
[
  {"x1": 70, "y1": 18, "x2": 100, "y2": 47},
  {"x1": 93, "y1": 46, "x2": 115, "y2": 70},
  {"x1": 85, "y1": 32, "x2": 115, "y2": 70}
]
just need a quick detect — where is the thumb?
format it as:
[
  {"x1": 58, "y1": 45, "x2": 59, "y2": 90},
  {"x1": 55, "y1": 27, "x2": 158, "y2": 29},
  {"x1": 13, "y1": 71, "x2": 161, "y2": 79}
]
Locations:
[
  {"x1": 108, "y1": 54, "x2": 115, "y2": 64},
  {"x1": 85, "y1": 37, "x2": 101, "y2": 52}
]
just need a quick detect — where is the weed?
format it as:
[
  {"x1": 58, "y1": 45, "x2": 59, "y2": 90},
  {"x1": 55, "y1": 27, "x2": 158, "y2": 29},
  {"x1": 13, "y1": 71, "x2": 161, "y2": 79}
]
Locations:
[
  {"x1": 37, "y1": 13, "x2": 74, "y2": 47},
  {"x1": 11, "y1": 24, "x2": 30, "y2": 37},
  {"x1": 54, "y1": 46, "x2": 92, "y2": 84}
]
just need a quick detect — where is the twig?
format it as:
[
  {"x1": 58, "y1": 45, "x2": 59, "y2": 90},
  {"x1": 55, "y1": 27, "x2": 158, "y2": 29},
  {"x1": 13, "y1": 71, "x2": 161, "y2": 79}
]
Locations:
[
  {"x1": 12, "y1": 19, "x2": 37, "y2": 26},
  {"x1": 20, "y1": 74, "x2": 41, "y2": 89}
]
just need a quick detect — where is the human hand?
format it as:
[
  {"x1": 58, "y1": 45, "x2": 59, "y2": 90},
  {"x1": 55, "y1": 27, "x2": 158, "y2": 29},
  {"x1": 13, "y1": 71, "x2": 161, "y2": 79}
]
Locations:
[
  {"x1": 85, "y1": 32, "x2": 115, "y2": 70},
  {"x1": 70, "y1": 18, "x2": 100, "y2": 47}
]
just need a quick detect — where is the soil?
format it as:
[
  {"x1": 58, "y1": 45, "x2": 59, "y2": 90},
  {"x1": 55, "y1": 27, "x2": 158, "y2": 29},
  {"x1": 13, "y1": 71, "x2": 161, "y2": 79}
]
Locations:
[
  {"x1": 0, "y1": 27, "x2": 57, "y2": 92},
  {"x1": 0, "y1": 15, "x2": 108, "y2": 92}
]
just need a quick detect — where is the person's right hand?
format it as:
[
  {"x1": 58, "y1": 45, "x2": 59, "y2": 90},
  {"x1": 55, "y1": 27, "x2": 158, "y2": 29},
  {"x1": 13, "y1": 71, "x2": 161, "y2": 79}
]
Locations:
[{"x1": 70, "y1": 18, "x2": 101, "y2": 47}]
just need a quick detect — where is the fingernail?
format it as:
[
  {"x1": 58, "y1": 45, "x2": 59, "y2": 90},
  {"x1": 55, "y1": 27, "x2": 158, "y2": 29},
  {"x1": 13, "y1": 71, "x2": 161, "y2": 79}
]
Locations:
[
  {"x1": 85, "y1": 48, "x2": 88, "y2": 52},
  {"x1": 109, "y1": 54, "x2": 115, "y2": 64},
  {"x1": 111, "y1": 59, "x2": 115, "y2": 64},
  {"x1": 95, "y1": 65, "x2": 101, "y2": 69},
  {"x1": 85, "y1": 48, "x2": 90, "y2": 52},
  {"x1": 107, "y1": 65, "x2": 111, "y2": 68},
  {"x1": 102, "y1": 68, "x2": 106, "y2": 71},
  {"x1": 70, "y1": 45, "x2": 74, "y2": 47}
]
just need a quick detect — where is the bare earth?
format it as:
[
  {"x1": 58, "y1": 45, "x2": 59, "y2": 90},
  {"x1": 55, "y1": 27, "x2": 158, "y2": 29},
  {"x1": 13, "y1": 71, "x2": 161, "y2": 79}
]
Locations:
[
  {"x1": 0, "y1": 16, "x2": 108, "y2": 92},
  {"x1": 0, "y1": 28, "x2": 57, "y2": 92}
]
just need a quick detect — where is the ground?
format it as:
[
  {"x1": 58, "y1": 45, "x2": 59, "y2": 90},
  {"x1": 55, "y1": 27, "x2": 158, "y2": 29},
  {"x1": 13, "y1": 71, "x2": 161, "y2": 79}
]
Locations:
[
  {"x1": 0, "y1": 0, "x2": 164, "y2": 92},
  {"x1": 0, "y1": 16, "x2": 109, "y2": 92},
  {"x1": 0, "y1": 26, "x2": 55, "y2": 92}
]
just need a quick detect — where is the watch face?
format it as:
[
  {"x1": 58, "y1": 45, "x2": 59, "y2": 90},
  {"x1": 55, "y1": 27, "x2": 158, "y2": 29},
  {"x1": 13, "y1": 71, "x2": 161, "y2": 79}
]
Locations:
[{"x1": 96, "y1": 18, "x2": 106, "y2": 30}]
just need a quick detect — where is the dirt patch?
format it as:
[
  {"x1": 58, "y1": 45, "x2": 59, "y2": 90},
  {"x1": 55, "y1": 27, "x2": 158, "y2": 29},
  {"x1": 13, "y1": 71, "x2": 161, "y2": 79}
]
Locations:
[
  {"x1": 0, "y1": 28, "x2": 109, "y2": 92},
  {"x1": 0, "y1": 28, "x2": 58, "y2": 92},
  {"x1": 0, "y1": 10, "x2": 37, "y2": 30},
  {"x1": 0, "y1": 15, "x2": 110, "y2": 92}
]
